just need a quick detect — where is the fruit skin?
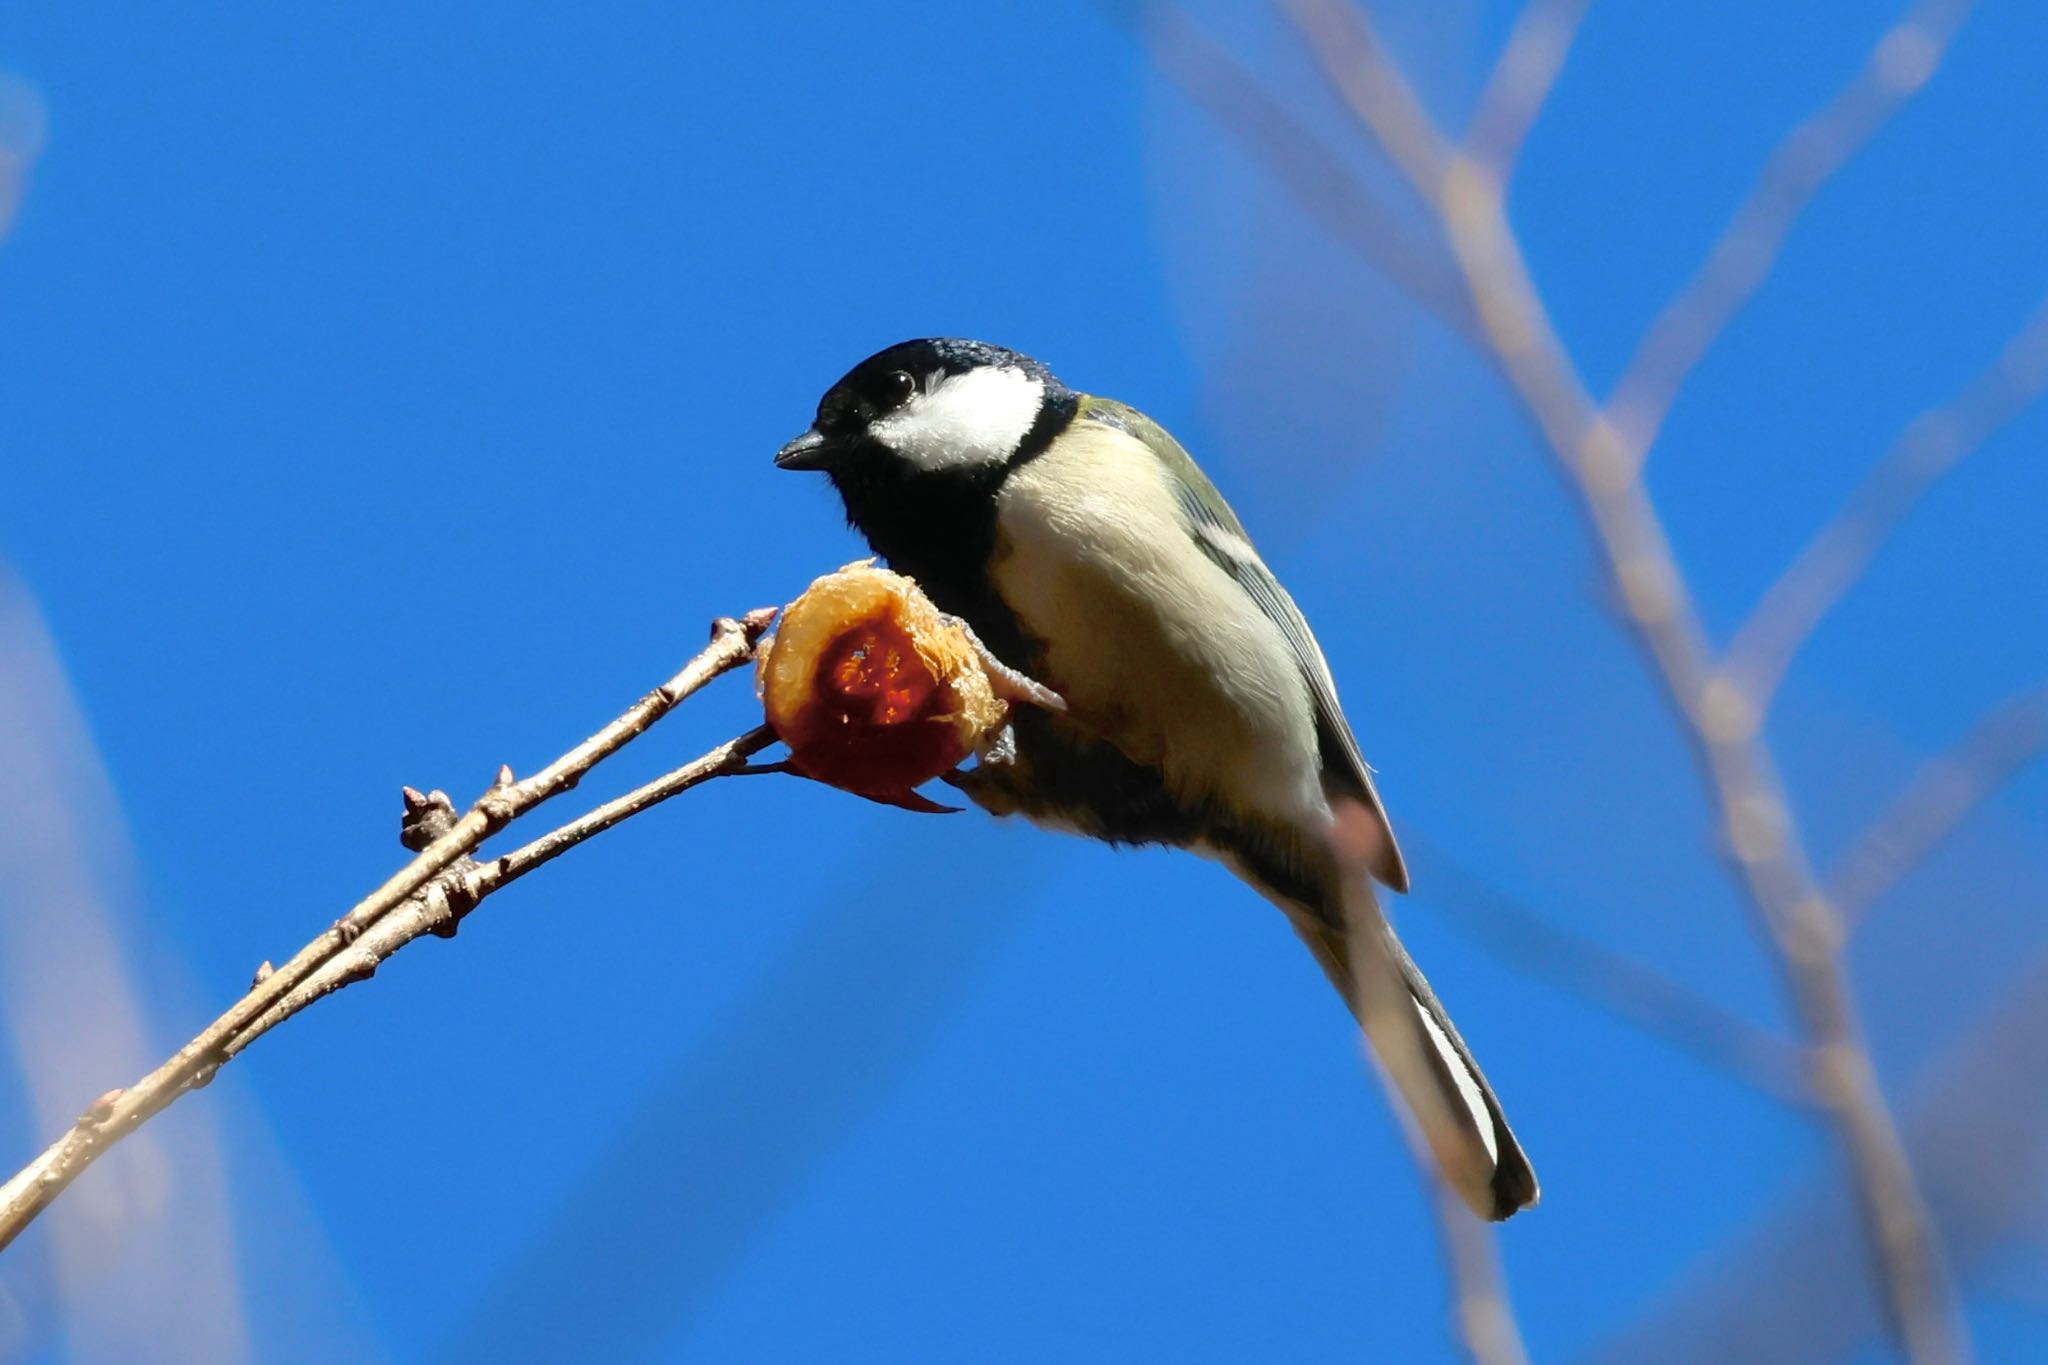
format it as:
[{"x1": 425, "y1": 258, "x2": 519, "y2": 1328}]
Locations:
[{"x1": 758, "y1": 564, "x2": 1007, "y2": 812}]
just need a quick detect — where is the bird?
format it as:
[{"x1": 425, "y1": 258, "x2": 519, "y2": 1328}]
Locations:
[{"x1": 774, "y1": 337, "x2": 1537, "y2": 1220}]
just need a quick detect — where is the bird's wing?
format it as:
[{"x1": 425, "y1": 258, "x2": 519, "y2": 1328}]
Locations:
[{"x1": 1079, "y1": 398, "x2": 1410, "y2": 892}]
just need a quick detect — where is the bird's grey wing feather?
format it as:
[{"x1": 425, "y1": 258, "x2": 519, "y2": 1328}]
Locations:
[{"x1": 1080, "y1": 398, "x2": 1411, "y2": 892}]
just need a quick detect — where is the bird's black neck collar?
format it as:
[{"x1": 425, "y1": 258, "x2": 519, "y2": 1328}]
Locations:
[
  {"x1": 824, "y1": 386, "x2": 1079, "y2": 669},
  {"x1": 1009, "y1": 384, "x2": 1080, "y2": 471}
]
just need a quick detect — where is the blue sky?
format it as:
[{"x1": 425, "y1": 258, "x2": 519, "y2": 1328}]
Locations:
[{"x1": 2, "y1": 2, "x2": 2045, "y2": 1361}]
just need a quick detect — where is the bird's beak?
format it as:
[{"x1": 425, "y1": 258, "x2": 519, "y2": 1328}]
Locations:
[{"x1": 774, "y1": 428, "x2": 834, "y2": 470}]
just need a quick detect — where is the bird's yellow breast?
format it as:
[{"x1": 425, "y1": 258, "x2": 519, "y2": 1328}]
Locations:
[{"x1": 991, "y1": 420, "x2": 1324, "y2": 824}]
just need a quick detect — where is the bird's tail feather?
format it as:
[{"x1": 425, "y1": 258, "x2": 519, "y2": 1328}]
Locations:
[
  {"x1": 1215, "y1": 803, "x2": 1538, "y2": 1219},
  {"x1": 1290, "y1": 901, "x2": 1539, "y2": 1220},
  {"x1": 1234, "y1": 800, "x2": 1531, "y2": 1220}
]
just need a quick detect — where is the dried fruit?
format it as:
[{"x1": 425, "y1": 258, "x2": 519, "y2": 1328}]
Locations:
[{"x1": 758, "y1": 564, "x2": 1015, "y2": 811}]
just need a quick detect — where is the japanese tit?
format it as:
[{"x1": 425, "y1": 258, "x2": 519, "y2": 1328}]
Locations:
[{"x1": 775, "y1": 338, "x2": 1537, "y2": 1220}]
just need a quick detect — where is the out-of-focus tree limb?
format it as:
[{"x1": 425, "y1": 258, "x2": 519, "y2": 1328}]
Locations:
[
  {"x1": 1414, "y1": 840, "x2": 1812, "y2": 1105},
  {"x1": 1338, "y1": 880, "x2": 1531, "y2": 1365},
  {"x1": 439, "y1": 821, "x2": 1050, "y2": 1363},
  {"x1": 1278, "y1": 0, "x2": 1451, "y2": 203},
  {"x1": 1430, "y1": 1183, "x2": 1532, "y2": 1365},
  {"x1": 1603, "y1": 0, "x2": 1978, "y2": 473},
  {"x1": 1592, "y1": 945, "x2": 2048, "y2": 1365},
  {"x1": 1725, "y1": 296, "x2": 2048, "y2": 713},
  {"x1": 0, "y1": 73, "x2": 47, "y2": 241},
  {"x1": 0, "y1": 570, "x2": 254, "y2": 1362},
  {"x1": 1273, "y1": 4, "x2": 1969, "y2": 1358},
  {"x1": 1830, "y1": 680, "x2": 2048, "y2": 931},
  {"x1": 1114, "y1": 0, "x2": 1481, "y2": 342},
  {"x1": 1463, "y1": 0, "x2": 1593, "y2": 183},
  {"x1": 0, "y1": 611, "x2": 775, "y2": 1255}
]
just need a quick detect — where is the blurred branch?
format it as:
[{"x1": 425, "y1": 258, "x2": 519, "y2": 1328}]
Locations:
[
  {"x1": 1604, "y1": 0, "x2": 1978, "y2": 470},
  {"x1": 1430, "y1": 1183, "x2": 1531, "y2": 1365},
  {"x1": 0, "y1": 570, "x2": 254, "y2": 1360},
  {"x1": 1725, "y1": 295, "x2": 2048, "y2": 712},
  {"x1": 1830, "y1": 680, "x2": 2048, "y2": 930},
  {"x1": 1121, "y1": 1, "x2": 1480, "y2": 340},
  {"x1": 1416, "y1": 841, "x2": 1812, "y2": 1105},
  {"x1": 1594, "y1": 944, "x2": 2048, "y2": 1365},
  {"x1": 0, "y1": 610, "x2": 776, "y2": 1256},
  {"x1": 443, "y1": 821, "x2": 1048, "y2": 1361},
  {"x1": 1273, "y1": 5, "x2": 1969, "y2": 1359},
  {"x1": 1463, "y1": 0, "x2": 1593, "y2": 182},
  {"x1": 0, "y1": 73, "x2": 48, "y2": 243},
  {"x1": 1279, "y1": 0, "x2": 1451, "y2": 203},
  {"x1": 1338, "y1": 885, "x2": 1530, "y2": 1362}
]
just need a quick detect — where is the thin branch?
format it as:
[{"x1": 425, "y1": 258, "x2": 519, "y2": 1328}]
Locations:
[
  {"x1": 224, "y1": 727, "x2": 778, "y2": 1053},
  {"x1": 1119, "y1": 0, "x2": 1480, "y2": 341},
  {"x1": 1463, "y1": 0, "x2": 1594, "y2": 182},
  {"x1": 476, "y1": 727, "x2": 778, "y2": 896},
  {"x1": 1830, "y1": 680, "x2": 2048, "y2": 930},
  {"x1": 1275, "y1": 9, "x2": 1969, "y2": 1359},
  {"x1": 1725, "y1": 294, "x2": 2048, "y2": 712},
  {"x1": 0, "y1": 610, "x2": 775, "y2": 1255},
  {"x1": 1604, "y1": 0, "x2": 1978, "y2": 471}
]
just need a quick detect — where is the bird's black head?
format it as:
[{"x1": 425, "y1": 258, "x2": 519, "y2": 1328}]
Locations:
[
  {"x1": 774, "y1": 338, "x2": 1075, "y2": 482},
  {"x1": 773, "y1": 340, "x2": 1079, "y2": 607}
]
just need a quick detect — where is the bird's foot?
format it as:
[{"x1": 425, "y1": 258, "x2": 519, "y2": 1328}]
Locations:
[
  {"x1": 941, "y1": 749, "x2": 1031, "y2": 817},
  {"x1": 943, "y1": 615, "x2": 1065, "y2": 712}
]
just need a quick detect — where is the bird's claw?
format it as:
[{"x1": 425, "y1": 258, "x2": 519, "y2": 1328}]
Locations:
[
  {"x1": 979, "y1": 723, "x2": 1019, "y2": 767},
  {"x1": 945, "y1": 615, "x2": 1065, "y2": 712},
  {"x1": 941, "y1": 752, "x2": 1030, "y2": 817}
]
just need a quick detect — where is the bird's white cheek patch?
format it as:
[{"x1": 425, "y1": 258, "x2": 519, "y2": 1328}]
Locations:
[{"x1": 871, "y1": 367, "x2": 1042, "y2": 472}]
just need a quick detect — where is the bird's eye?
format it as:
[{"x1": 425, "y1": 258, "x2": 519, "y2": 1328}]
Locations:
[{"x1": 883, "y1": 370, "x2": 916, "y2": 405}]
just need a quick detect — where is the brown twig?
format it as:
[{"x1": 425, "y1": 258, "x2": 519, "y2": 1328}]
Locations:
[
  {"x1": 1725, "y1": 295, "x2": 2048, "y2": 712},
  {"x1": 1603, "y1": 0, "x2": 1978, "y2": 471},
  {"x1": 1274, "y1": 4, "x2": 1968, "y2": 1358},
  {"x1": 223, "y1": 727, "x2": 778, "y2": 1053},
  {"x1": 1830, "y1": 681, "x2": 2048, "y2": 931},
  {"x1": 0, "y1": 610, "x2": 775, "y2": 1255},
  {"x1": 1462, "y1": 0, "x2": 1593, "y2": 182}
]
